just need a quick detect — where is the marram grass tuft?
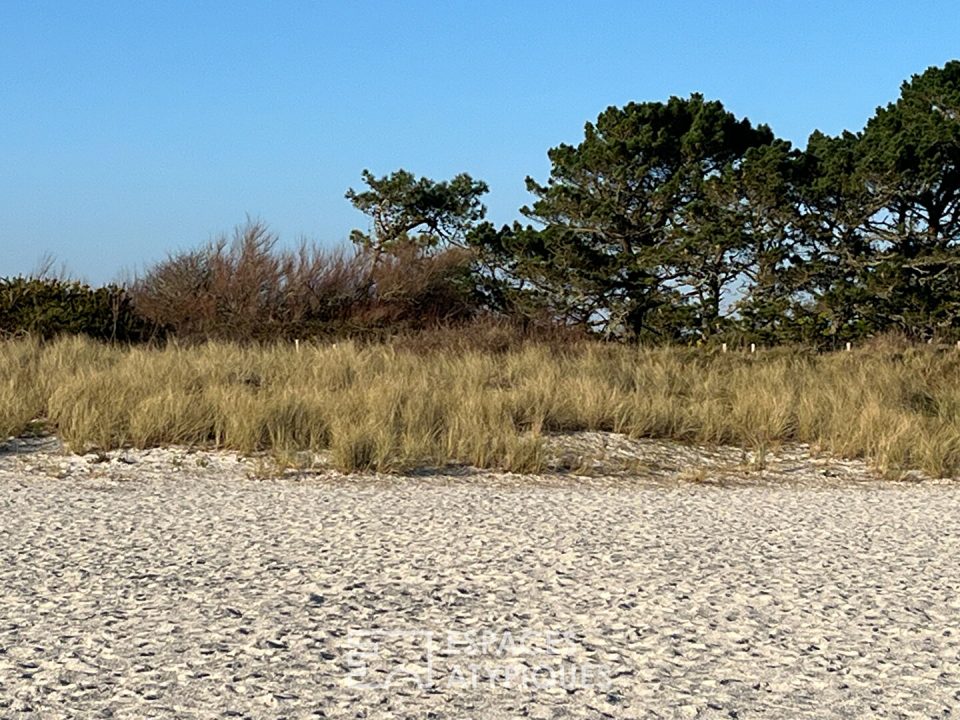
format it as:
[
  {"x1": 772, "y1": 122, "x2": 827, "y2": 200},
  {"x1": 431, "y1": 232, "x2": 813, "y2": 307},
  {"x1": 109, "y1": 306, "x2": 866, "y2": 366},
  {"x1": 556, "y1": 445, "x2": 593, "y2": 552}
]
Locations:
[{"x1": 1, "y1": 336, "x2": 959, "y2": 477}]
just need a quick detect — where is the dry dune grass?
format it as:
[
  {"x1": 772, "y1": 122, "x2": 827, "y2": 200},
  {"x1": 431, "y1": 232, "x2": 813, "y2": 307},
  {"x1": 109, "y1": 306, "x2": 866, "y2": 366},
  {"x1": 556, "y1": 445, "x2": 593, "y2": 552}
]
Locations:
[{"x1": 2, "y1": 336, "x2": 960, "y2": 477}]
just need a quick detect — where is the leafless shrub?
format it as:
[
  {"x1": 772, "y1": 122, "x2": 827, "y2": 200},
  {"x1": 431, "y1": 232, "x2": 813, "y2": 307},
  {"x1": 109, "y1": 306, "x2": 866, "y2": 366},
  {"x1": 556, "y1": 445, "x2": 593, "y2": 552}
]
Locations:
[
  {"x1": 131, "y1": 221, "x2": 484, "y2": 343},
  {"x1": 355, "y1": 242, "x2": 478, "y2": 332}
]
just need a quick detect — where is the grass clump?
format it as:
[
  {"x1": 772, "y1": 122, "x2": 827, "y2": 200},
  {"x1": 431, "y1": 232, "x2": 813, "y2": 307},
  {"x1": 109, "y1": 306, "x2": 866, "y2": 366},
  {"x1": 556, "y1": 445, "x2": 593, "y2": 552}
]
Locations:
[{"x1": 2, "y1": 336, "x2": 960, "y2": 478}]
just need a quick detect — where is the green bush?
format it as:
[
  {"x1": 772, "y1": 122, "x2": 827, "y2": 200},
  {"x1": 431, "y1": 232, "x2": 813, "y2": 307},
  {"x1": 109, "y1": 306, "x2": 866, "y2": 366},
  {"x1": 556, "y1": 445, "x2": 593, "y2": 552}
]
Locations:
[{"x1": 0, "y1": 276, "x2": 151, "y2": 342}]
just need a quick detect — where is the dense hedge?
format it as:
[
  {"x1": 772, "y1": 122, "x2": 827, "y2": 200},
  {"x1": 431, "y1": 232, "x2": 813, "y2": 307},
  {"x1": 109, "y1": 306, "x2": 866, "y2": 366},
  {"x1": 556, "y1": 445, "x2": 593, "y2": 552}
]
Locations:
[{"x1": 0, "y1": 277, "x2": 152, "y2": 342}]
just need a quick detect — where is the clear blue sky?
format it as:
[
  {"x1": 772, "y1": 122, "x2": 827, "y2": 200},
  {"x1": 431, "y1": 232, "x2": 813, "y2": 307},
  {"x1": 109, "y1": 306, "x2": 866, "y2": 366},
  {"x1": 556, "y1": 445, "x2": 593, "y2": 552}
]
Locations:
[{"x1": 2, "y1": 0, "x2": 958, "y2": 284}]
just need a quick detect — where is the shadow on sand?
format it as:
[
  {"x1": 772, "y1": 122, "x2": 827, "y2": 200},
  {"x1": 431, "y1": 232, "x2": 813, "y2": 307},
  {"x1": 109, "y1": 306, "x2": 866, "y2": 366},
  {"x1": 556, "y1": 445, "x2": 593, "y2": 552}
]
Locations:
[{"x1": 0, "y1": 435, "x2": 62, "y2": 457}]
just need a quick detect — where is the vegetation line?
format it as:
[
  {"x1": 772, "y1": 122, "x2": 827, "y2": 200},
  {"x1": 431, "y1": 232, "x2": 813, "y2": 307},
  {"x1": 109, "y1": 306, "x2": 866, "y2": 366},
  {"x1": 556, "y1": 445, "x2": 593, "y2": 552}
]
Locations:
[{"x1": 5, "y1": 62, "x2": 960, "y2": 347}]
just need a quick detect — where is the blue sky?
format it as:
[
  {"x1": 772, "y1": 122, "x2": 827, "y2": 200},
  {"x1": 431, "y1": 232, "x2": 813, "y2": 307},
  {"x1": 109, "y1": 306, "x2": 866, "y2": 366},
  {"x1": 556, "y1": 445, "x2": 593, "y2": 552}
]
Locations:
[{"x1": 2, "y1": 0, "x2": 958, "y2": 283}]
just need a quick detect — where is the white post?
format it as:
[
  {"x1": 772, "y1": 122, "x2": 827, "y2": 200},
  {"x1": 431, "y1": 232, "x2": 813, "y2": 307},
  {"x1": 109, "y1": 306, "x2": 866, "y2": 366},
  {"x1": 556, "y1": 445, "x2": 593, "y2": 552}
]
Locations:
[
  {"x1": 295, "y1": 339, "x2": 300, "y2": 353},
  {"x1": 750, "y1": 343, "x2": 756, "y2": 354},
  {"x1": 846, "y1": 342, "x2": 851, "y2": 352},
  {"x1": 721, "y1": 342, "x2": 727, "y2": 353}
]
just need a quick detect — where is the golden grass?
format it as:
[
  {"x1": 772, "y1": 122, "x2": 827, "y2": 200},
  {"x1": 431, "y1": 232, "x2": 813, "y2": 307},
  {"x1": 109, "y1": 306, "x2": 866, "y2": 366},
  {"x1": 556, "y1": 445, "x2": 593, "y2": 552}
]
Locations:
[{"x1": 1, "y1": 337, "x2": 959, "y2": 477}]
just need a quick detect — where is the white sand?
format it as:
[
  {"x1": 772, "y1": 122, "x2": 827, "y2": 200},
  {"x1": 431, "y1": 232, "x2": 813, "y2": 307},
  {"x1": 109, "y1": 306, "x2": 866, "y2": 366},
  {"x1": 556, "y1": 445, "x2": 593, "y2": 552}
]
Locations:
[{"x1": 1, "y1": 435, "x2": 958, "y2": 718}]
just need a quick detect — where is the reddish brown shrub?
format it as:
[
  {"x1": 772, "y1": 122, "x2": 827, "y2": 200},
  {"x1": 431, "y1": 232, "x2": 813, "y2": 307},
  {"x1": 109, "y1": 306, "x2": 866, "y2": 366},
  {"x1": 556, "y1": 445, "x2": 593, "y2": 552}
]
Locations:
[{"x1": 131, "y1": 221, "x2": 485, "y2": 342}]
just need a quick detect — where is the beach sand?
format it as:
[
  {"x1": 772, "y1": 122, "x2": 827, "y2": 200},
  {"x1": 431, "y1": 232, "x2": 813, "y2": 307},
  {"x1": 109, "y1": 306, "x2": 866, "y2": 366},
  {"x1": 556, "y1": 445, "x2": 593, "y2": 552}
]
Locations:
[{"x1": 1, "y1": 435, "x2": 958, "y2": 718}]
